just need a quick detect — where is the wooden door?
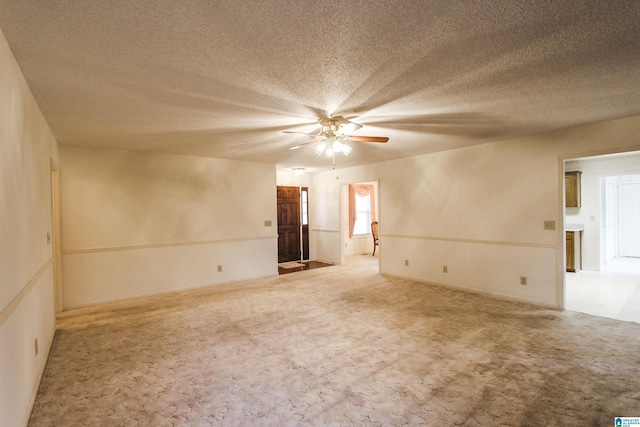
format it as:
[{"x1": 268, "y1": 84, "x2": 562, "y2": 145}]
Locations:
[
  {"x1": 566, "y1": 231, "x2": 576, "y2": 272},
  {"x1": 277, "y1": 186, "x2": 301, "y2": 262}
]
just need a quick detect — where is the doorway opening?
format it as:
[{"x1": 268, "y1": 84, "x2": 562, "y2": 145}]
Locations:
[
  {"x1": 339, "y1": 181, "x2": 380, "y2": 269},
  {"x1": 564, "y1": 152, "x2": 640, "y2": 323},
  {"x1": 601, "y1": 174, "x2": 640, "y2": 275},
  {"x1": 277, "y1": 186, "x2": 302, "y2": 263},
  {"x1": 276, "y1": 186, "x2": 323, "y2": 275}
]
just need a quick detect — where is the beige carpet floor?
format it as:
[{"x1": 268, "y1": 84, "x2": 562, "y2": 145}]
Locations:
[{"x1": 30, "y1": 256, "x2": 640, "y2": 426}]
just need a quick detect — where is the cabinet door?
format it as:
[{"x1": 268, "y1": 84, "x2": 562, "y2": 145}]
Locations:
[
  {"x1": 565, "y1": 172, "x2": 581, "y2": 208},
  {"x1": 566, "y1": 231, "x2": 575, "y2": 272}
]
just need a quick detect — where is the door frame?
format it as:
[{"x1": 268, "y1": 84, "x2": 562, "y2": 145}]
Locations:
[
  {"x1": 50, "y1": 159, "x2": 63, "y2": 312},
  {"x1": 276, "y1": 186, "x2": 310, "y2": 263},
  {"x1": 561, "y1": 149, "x2": 640, "y2": 309},
  {"x1": 301, "y1": 187, "x2": 310, "y2": 261}
]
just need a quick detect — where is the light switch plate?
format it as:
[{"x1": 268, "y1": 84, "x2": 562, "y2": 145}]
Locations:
[
  {"x1": 264, "y1": 220, "x2": 272, "y2": 227},
  {"x1": 544, "y1": 220, "x2": 556, "y2": 230}
]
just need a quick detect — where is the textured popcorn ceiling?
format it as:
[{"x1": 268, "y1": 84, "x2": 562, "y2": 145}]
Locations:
[{"x1": 1, "y1": 1, "x2": 639, "y2": 172}]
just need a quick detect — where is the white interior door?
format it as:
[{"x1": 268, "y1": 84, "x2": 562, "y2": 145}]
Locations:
[{"x1": 618, "y1": 181, "x2": 640, "y2": 257}]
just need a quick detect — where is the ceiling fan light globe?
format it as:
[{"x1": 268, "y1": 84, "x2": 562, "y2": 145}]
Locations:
[
  {"x1": 342, "y1": 144, "x2": 352, "y2": 156},
  {"x1": 313, "y1": 142, "x2": 327, "y2": 155},
  {"x1": 333, "y1": 140, "x2": 343, "y2": 153}
]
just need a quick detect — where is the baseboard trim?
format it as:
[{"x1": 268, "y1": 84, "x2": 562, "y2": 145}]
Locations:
[
  {"x1": 60, "y1": 273, "x2": 279, "y2": 313},
  {"x1": 22, "y1": 325, "x2": 56, "y2": 427},
  {"x1": 383, "y1": 273, "x2": 559, "y2": 310}
]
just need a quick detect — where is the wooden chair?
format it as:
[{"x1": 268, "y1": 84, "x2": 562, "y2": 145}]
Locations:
[{"x1": 371, "y1": 221, "x2": 379, "y2": 256}]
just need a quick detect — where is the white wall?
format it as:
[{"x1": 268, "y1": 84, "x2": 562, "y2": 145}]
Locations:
[
  {"x1": 276, "y1": 169, "x2": 312, "y2": 188},
  {"x1": 565, "y1": 152, "x2": 640, "y2": 270},
  {"x1": 312, "y1": 116, "x2": 640, "y2": 308},
  {"x1": 0, "y1": 28, "x2": 58, "y2": 427},
  {"x1": 60, "y1": 146, "x2": 278, "y2": 308},
  {"x1": 310, "y1": 170, "x2": 348, "y2": 264}
]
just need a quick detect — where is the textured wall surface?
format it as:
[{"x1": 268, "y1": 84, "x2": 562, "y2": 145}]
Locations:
[
  {"x1": 60, "y1": 146, "x2": 278, "y2": 308},
  {"x1": 312, "y1": 116, "x2": 640, "y2": 308}
]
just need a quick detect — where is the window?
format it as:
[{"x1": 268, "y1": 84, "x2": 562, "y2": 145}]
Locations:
[
  {"x1": 348, "y1": 183, "x2": 376, "y2": 238},
  {"x1": 352, "y1": 193, "x2": 371, "y2": 235},
  {"x1": 301, "y1": 189, "x2": 308, "y2": 226}
]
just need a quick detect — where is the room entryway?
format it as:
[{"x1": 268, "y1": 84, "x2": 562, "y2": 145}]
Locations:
[
  {"x1": 564, "y1": 152, "x2": 640, "y2": 323},
  {"x1": 339, "y1": 181, "x2": 380, "y2": 267},
  {"x1": 276, "y1": 186, "x2": 310, "y2": 263}
]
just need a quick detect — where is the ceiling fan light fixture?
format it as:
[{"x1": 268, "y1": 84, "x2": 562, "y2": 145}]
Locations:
[
  {"x1": 324, "y1": 146, "x2": 334, "y2": 157},
  {"x1": 286, "y1": 116, "x2": 387, "y2": 166},
  {"x1": 313, "y1": 142, "x2": 327, "y2": 155}
]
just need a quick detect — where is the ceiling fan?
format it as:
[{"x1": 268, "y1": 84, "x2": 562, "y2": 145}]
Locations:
[{"x1": 285, "y1": 116, "x2": 389, "y2": 168}]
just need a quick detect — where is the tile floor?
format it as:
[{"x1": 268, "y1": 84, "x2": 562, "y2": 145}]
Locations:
[
  {"x1": 565, "y1": 257, "x2": 640, "y2": 324},
  {"x1": 278, "y1": 260, "x2": 334, "y2": 275}
]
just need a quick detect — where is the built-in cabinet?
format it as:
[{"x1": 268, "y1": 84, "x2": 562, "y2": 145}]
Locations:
[
  {"x1": 566, "y1": 230, "x2": 582, "y2": 272},
  {"x1": 565, "y1": 171, "x2": 582, "y2": 208}
]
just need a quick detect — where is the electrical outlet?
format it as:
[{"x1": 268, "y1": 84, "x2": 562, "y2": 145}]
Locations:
[
  {"x1": 404, "y1": 260, "x2": 409, "y2": 267},
  {"x1": 520, "y1": 276, "x2": 527, "y2": 286},
  {"x1": 217, "y1": 265, "x2": 222, "y2": 272},
  {"x1": 443, "y1": 266, "x2": 448, "y2": 273}
]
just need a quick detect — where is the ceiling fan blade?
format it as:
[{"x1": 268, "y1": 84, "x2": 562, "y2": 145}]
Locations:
[
  {"x1": 289, "y1": 141, "x2": 316, "y2": 150},
  {"x1": 349, "y1": 135, "x2": 389, "y2": 143},
  {"x1": 283, "y1": 131, "x2": 319, "y2": 136},
  {"x1": 340, "y1": 121, "x2": 363, "y2": 134}
]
